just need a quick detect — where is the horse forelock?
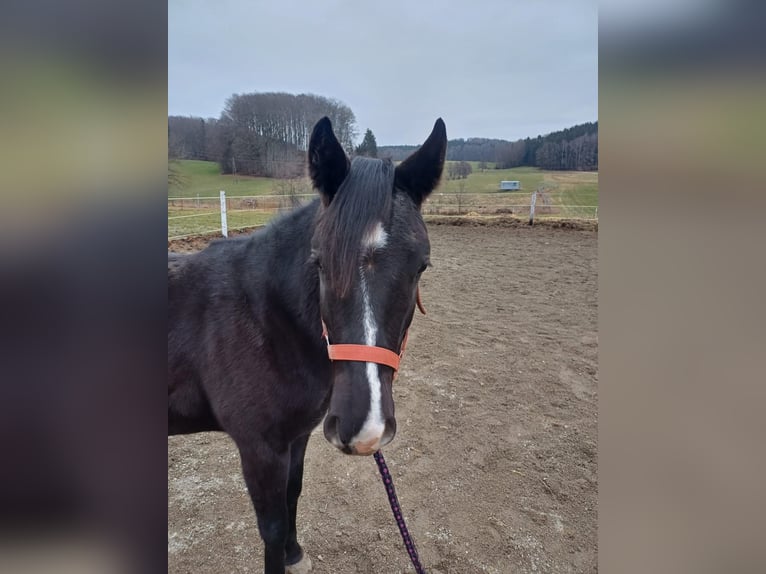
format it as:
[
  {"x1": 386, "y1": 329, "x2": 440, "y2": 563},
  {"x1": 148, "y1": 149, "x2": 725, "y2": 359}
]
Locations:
[{"x1": 315, "y1": 156, "x2": 394, "y2": 297}]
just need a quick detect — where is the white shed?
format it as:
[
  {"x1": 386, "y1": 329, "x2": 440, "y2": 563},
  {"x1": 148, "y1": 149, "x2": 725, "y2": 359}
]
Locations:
[{"x1": 500, "y1": 180, "x2": 521, "y2": 191}]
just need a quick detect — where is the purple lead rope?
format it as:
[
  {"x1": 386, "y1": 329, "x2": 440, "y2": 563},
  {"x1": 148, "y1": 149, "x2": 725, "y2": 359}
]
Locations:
[{"x1": 373, "y1": 450, "x2": 426, "y2": 574}]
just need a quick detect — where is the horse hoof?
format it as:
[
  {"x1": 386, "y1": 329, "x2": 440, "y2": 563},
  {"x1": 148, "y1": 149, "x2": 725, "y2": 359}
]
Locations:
[{"x1": 285, "y1": 553, "x2": 312, "y2": 574}]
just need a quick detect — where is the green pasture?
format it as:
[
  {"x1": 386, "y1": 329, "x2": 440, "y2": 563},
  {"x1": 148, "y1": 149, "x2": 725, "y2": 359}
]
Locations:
[
  {"x1": 439, "y1": 165, "x2": 546, "y2": 194},
  {"x1": 168, "y1": 207, "x2": 273, "y2": 238},
  {"x1": 168, "y1": 160, "x2": 598, "y2": 235},
  {"x1": 168, "y1": 160, "x2": 309, "y2": 198}
]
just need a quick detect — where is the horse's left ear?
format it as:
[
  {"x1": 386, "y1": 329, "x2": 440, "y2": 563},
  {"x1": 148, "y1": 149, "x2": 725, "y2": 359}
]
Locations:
[
  {"x1": 308, "y1": 116, "x2": 350, "y2": 205},
  {"x1": 395, "y1": 118, "x2": 447, "y2": 207}
]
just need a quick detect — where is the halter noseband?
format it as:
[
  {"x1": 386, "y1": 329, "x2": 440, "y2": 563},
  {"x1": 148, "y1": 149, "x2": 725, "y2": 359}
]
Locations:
[{"x1": 321, "y1": 287, "x2": 426, "y2": 373}]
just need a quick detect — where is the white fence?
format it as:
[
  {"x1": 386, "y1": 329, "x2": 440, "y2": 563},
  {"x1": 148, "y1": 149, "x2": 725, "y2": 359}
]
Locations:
[
  {"x1": 168, "y1": 190, "x2": 598, "y2": 241},
  {"x1": 422, "y1": 189, "x2": 598, "y2": 221},
  {"x1": 168, "y1": 191, "x2": 316, "y2": 240}
]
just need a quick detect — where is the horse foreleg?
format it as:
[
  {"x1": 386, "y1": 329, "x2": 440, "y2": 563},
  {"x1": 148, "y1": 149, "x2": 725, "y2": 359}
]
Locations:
[
  {"x1": 239, "y1": 443, "x2": 290, "y2": 574},
  {"x1": 285, "y1": 433, "x2": 312, "y2": 573}
]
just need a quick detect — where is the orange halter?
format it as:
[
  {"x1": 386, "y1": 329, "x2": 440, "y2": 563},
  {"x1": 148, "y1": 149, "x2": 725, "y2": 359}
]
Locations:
[{"x1": 321, "y1": 287, "x2": 426, "y2": 373}]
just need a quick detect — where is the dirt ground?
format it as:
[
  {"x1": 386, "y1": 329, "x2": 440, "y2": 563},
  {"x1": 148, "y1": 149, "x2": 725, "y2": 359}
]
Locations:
[{"x1": 168, "y1": 223, "x2": 598, "y2": 573}]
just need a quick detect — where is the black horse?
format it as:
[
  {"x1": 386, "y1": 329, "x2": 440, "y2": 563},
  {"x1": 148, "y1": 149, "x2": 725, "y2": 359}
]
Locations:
[{"x1": 168, "y1": 117, "x2": 447, "y2": 573}]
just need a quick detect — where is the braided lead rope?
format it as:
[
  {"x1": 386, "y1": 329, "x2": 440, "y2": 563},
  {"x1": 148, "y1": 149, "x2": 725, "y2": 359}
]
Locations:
[{"x1": 373, "y1": 450, "x2": 426, "y2": 574}]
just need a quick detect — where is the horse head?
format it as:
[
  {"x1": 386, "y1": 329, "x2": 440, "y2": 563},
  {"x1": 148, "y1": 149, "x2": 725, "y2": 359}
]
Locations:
[{"x1": 308, "y1": 116, "x2": 446, "y2": 455}]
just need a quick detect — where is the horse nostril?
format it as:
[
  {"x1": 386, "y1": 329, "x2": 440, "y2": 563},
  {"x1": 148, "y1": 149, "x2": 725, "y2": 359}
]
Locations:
[
  {"x1": 323, "y1": 415, "x2": 344, "y2": 449},
  {"x1": 380, "y1": 417, "x2": 397, "y2": 448}
]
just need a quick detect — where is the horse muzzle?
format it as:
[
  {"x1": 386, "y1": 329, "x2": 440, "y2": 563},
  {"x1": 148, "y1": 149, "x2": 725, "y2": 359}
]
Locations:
[{"x1": 323, "y1": 412, "x2": 397, "y2": 456}]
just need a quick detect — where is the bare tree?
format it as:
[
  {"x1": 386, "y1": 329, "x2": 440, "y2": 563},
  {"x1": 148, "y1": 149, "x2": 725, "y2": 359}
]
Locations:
[
  {"x1": 168, "y1": 116, "x2": 207, "y2": 159},
  {"x1": 448, "y1": 161, "x2": 472, "y2": 179},
  {"x1": 217, "y1": 92, "x2": 359, "y2": 177}
]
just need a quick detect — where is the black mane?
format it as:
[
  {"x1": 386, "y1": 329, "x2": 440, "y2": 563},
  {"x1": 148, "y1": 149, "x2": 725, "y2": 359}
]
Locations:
[{"x1": 314, "y1": 156, "x2": 394, "y2": 297}]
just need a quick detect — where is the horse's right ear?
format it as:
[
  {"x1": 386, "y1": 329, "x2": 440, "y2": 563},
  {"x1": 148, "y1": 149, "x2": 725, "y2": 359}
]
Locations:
[{"x1": 308, "y1": 116, "x2": 349, "y2": 205}]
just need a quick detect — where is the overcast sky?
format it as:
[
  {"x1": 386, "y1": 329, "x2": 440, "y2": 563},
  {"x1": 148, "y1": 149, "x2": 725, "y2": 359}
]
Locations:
[{"x1": 169, "y1": 0, "x2": 597, "y2": 146}]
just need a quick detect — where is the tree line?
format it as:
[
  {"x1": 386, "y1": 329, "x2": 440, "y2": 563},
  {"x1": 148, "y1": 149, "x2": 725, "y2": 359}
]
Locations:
[
  {"x1": 168, "y1": 92, "x2": 358, "y2": 178},
  {"x1": 170, "y1": 95, "x2": 597, "y2": 177},
  {"x1": 378, "y1": 121, "x2": 598, "y2": 171}
]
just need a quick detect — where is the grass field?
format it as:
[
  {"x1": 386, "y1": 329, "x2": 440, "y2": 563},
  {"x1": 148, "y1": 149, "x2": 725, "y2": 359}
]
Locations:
[
  {"x1": 168, "y1": 207, "x2": 275, "y2": 238},
  {"x1": 442, "y1": 165, "x2": 545, "y2": 193},
  {"x1": 168, "y1": 160, "x2": 598, "y2": 237},
  {"x1": 168, "y1": 160, "x2": 309, "y2": 198}
]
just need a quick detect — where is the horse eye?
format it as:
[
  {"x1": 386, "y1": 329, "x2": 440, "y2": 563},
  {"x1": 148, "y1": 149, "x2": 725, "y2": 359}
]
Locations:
[{"x1": 418, "y1": 262, "x2": 429, "y2": 274}]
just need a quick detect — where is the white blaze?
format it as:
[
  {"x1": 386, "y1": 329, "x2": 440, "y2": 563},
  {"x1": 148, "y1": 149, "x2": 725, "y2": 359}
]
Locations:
[
  {"x1": 350, "y1": 269, "x2": 386, "y2": 449},
  {"x1": 361, "y1": 221, "x2": 388, "y2": 250}
]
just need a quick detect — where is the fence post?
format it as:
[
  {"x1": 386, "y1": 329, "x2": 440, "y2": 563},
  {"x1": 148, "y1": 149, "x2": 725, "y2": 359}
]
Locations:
[
  {"x1": 529, "y1": 191, "x2": 537, "y2": 225},
  {"x1": 220, "y1": 190, "x2": 228, "y2": 237}
]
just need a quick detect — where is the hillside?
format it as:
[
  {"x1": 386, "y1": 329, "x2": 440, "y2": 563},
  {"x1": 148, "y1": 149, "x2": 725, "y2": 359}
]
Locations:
[{"x1": 379, "y1": 121, "x2": 598, "y2": 171}]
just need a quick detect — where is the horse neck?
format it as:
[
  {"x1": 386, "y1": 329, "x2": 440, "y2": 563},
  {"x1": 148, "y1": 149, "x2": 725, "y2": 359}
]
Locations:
[{"x1": 252, "y1": 200, "x2": 322, "y2": 339}]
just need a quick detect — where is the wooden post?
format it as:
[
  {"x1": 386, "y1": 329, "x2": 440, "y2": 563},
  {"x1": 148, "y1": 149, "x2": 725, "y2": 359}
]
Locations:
[
  {"x1": 220, "y1": 190, "x2": 228, "y2": 237},
  {"x1": 529, "y1": 191, "x2": 537, "y2": 225}
]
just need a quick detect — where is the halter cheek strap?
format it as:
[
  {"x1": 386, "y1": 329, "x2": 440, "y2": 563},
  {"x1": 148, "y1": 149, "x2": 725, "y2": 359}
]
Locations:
[{"x1": 321, "y1": 287, "x2": 426, "y2": 373}]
